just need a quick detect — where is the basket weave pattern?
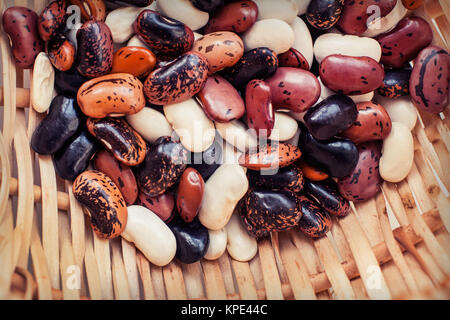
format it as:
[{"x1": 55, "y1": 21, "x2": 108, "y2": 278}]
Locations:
[{"x1": 0, "y1": 0, "x2": 449, "y2": 300}]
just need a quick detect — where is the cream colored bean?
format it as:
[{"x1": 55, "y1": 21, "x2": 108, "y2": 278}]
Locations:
[
  {"x1": 215, "y1": 120, "x2": 258, "y2": 153},
  {"x1": 163, "y1": 98, "x2": 215, "y2": 153},
  {"x1": 105, "y1": 6, "x2": 147, "y2": 44},
  {"x1": 126, "y1": 34, "x2": 152, "y2": 50},
  {"x1": 363, "y1": 0, "x2": 408, "y2": 37},
  {"x1": 121, "y1": 205, "x2": 177, "y2": 267},
  {"x1": 31, "y1": 52, "x2": 55, "y2": 113},
  {"x1": 225, "y1": 211, "x2": 257, "y2": 262},
  {"x1": 157, "y1": 0, "x2": 209, "y2": 31},
  {"x1": 290, "y1": 16, "x2": 314, "y2": 68},
  {"x1": 204, "y1": 228, "x2": 227, "y2": 260},
  {"x1": 269, "y1": 112, "x2": 298, "y2": 141},
  {"x1": 317, "y1": 77, "x2": 374, "y2": 104},
  {"x1": 295, "y1": 0, "x2": 311, "y2": 15},
  {"x1": 313, "y1": 33, "x2": 382, "y2": 63},
  {"x1": 242, "y1": 19, "x2": 294, "y2": 55},
  {"x1": 199, "y1": 164, "x2": 249, "y2": 231},
  {"x1": 126, "y1": 107, "x2": 173, "y2": 143},
  {"x1": 379, "y1": 122, "x2": 414, "y2": 183},
  {"x1": 374, "y1": 94, "x2": 418, "y2": 131},
  {"x1": 253, "y1": 0, "x2": 299, "y2": 24}
]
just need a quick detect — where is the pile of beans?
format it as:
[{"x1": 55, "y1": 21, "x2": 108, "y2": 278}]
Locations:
[{"x1": 3, "y1": 0, "x2": 448, "y2": 266}]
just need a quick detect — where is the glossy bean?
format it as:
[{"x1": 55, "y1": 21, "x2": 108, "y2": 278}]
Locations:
[
  {"x1": 409, "y1": 45, "x2": 449, "y2": 114},
  {"x1": 93, "y1": 150, "x2": 138, "y2": 205},
  {"x1": 402, "y1": 0, "x2": 423, "y2": 10},
  {"x1": 53, "y1": 130, "x2": 98, "y2": 180},
  {"x1": 76, "y1": 20, "x2": 113, "y2": 78},
  {"x1": 144, "y1": 52, "x2": 209, "y2": 105},
  {"x1": 204, "y1": 228, "x2": 227, "y2": 260},
  {"x1": 54, "y1": 67, "x2": 89, "y2": 97},
  {"x1": 77, "y1": 73, "x2": 145, "y2": 118},
  {"x1": 378, "y1": 68, "x2": 411, "y2": 98},
  {"x1": 204, "y1": 0, "x2": 258, "y2": 34},
  {"x1": 277, "y1": 48, "x2": 309, "y2": 70},
  {"x1": 30, "y1": 52, "x2": 55, "y2": 113},
  {"x1": 190, "y1": 0, "x2": 224, "y2": 12},
  {"x1": 215, "y1": 120, "x2": 258, "y2": 152},
  {"x1": 68, "y1": 0, "x2": 106, "y2": 21},
  {"x1": 73, "y1": 170, "x2": 127, "y2": 239},
  {"x1": 31, "y1": 95, "x2": 84, "y2": 155},
  {"x1": 38, "y1": 0, "x2": 68, "y2": 41},
  {"x1": 136, "y1": 191, "x2": 175, "y2": 222},
  {"x1": 239, "y1": 142, "x2": 302, "y2": 170},
  {"x1": 86, "y1": 117, "x2": 147, "y2": 166},
  {"x1": 2, "y1": 6, "x2": 44, "y2": 69},
  {"x1": 105, "y1": 6, "x2": 148, "y2": 44},
  {"x1": 319, "y1": 54, "x2": 384, "y2": 95},
  {"x1": 157, "y1": 0, "x2": 209, "y2": 31},
  {"x1": 304, "y1": 179, "x2": 349, "y2": 217},
  {"x1": 111, "y1": 46, "x2": 156, "y2": 79},
  {"x1": 298, "y1": 195, "x2": 331, "y2": 238},
  {"x1": 245, "y1": 79, "x2": 274, "y2": 137},
  {"x1": 247, "y1": 164, "x2": 304, "y2": 192},
  {"x1": 136, "y1": 136, "x2": 188, "y2": 197},
  {"x1": 306, "y1": 0, "x2": 344, "y2": 30},
  {"x1": 304, "y1": 94, "x2": 357, "y2": 140},
  {"x1": 225, "y1": 210, "x2": 258, "y2": 261},
  {"x1": 189, "y1": 140, "x2": 223, "y2": 180},
  {"x1": 375, "y1": 95, "x2": 417, "y2": 130},
  {"x1": 341, "y1": 101, "x2": 392, "y2": 145},
  {"x1": 253, "y1": 0, "x2": 299, "y2": 24},
  {"x1": 126, "y1": 107, "x2": 173, "y2": 144},
  {"x1": 121, "y1": 205, "x2": 176, "y2": 266},
  {"x1": 269, "y1": 112, "x2": 299, "y2": 142},
  {"x1": 297, "y1": 160, "x2": 329, "y2": 181},
  {"x1": 290, "y1": 16, "x2": 314, "y2": 69},
  {"x1": 176, "y1": 168, "x2": 205, "y2": 223},
  {"x1": 46, "y1": 34, "x2": 75, "y2": 72}
]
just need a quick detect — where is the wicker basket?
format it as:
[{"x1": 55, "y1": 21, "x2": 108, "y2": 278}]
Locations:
[{"x1": 0, "y1": 0, "x2": 449, "y2": 300}]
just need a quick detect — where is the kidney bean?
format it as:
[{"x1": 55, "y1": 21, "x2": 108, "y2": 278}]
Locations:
[
  {"x1": 297, "y1": 195, "x2": 331, "y2": 238},
  {"x1": 378, "y1": 68, "x2": 411, "y2": 98},
  {"x1": 2, "y1": 6, "x2": 44, "y2": 69},
  {"x1": 253, "y1": 0, "x2": 299, "y2": 24},
  {"x1": 68, "y1": 0, "x2": 106, "y2": 21},
  {"x1": 376, "y1": 16, "x2": 433, "y2": 68},
  {"x1": 86, "y1": 117, "x2": 147, "y2": 166},
  {"x1": 298, "y1": 122, "x2": 358, "y2": 178},
  {"x1": 337, "y1": 0, "x2": 397, "y2": 36},
  {"x1": 126, "y1": 107, "x2": 173, "y2": 144},
  {"x1": 38, "y1": 0, "x2": 68, "y2": 41},
  {"x1": 111, "y1": 46, "x2": 156, "y2": 78},
  {"x1": 121, "y1": 205, "x2": 176, "y2": 266},
  {"x1": 136, "y1": 191, "x2": 175, "y2": 223},
  {"x1": 107, "y1": 0, "x2": 153, "y2": 6},
  {"x1": 204, "y1": 228, "x2": 227, "y2": 260},
  {"x1": 239, "y1": 142, "x2": 302, "y2": 170},
  {"x1": 297, "y1": 160, "x2": 329, "y2": 181},
  {"x1": 105, "y1": 6, "x2": 147, "y2": 44},
  {"x1": 176, "y1": 168, "x2": 205, "y2": 223},
  {"x1": 245, "y1": 79, "x2": 274, "y2": 137},
  {"x1": 73, "y1": 170, "x2": 127, "y2": 239},
  {"x1": 55, "y1": 67, "x2": 89, "y2": 97},
  {"x1": 31, "y1": 53, "x2": 55, "y2": 113},
  {"x1": 319, "y1": 54, "x2": 384, "y2": 95},
  {"x1": 341, "y1": 101, "x2": 392, "y2": 144},
  {"x1": 133, "y1": 10, "x2": 194, "y2": 58},
  {"x1": 76, "y1": 20, "x2": 113, "y2": 78},
  {"x1": 204, "y1": 0, "x2": 258, "y2": 34},
  {"x1": 46, "y1": 34, "x2": 75, "y2": 72},
  {"x1": 304, "y1": 94, "x2": 358, "y2": 141},
  {"x1": 215, "y1": 120, "x2": 258, "y2": 153},
  {"x1": 31, "y1": 95, "x2": 84, "y2": 155},
  {"x1": 304, "y1": 179, "x2": 350, "y2": 217},
  {"x1": 136, "y1": 136, "x2": 188, "y2": 197},
  {"x1": 409, "y1": 45, "x2": 449, "y2": 114},
  {"x1": 375, "y1": 95, "x2": 417, "y2": 131},
  {"x1": 247, "y1": 164, "x2": 304, "y2": 192},
  {"x1": 77, "y1": 73, "x2": 145, "y2": 118},
  {"x1": 199, "y1": 164, "x2": 248, "y2": 230},
  {"x1": 190, "y1": 0, "x2": 224, "y2": 13},
  {"x1": 379, "y1": 122, "x2": 414, "y2": 183},
  {"x1": 197, "y1": 75, "x2": 245, "y2": 123},
  {"x1": 168, "y1": 216, "x2": 209, "y2": 264},
  {"x1": 53, "y1": 130, "x2": 98, "y2": 180},
  {"x1": 225, "y1": 211, "x2": 257, "y2": 262},
  {"x1": 270, "y1": 112, "x2": 299, "y2": 142},
  {"x1": 189, "y1": 140, "x2": 223, "y2": 181},
  {"x1": 277, "y1": 48, "x2": 310, "y2": 70},
  {"x1": 220, "y1": 47, "x2": 278, "y2": 89},
  {"x1": 306, "y1": 0, "x2": 344, "y2": 30},
  {"x1": 144, "y1": 52, "x2": 209, "y2": 105},
  {"x1": 157, "y1": 0, "x2": 209, "y2": 31},
  {"x1": 265, "y1": 67, "x2": 321, "y2": 113},
  {"x1": 401, "y1": 0, "x2": 423, "y2": 9},
  {"x1": 93, "y1": 150, "x2": 138, "y2": 205},
  {"x1": 291, "y1": 16, "x2": 314, "y2": 68},
  {"x1": 337, "y1": 141, "x2": 382, "y2": 202}
]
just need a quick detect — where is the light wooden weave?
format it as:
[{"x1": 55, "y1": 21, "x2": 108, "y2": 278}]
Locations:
[{"x1": 0, "y1": 0, "x2": 449, "y2": 300}]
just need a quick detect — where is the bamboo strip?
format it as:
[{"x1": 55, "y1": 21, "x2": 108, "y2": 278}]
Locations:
[
  {"x1": 182, "y1": 262, "x2": 205, "y2": 299},
  {"x1": 163, "y1": 260, "x2": 187, "y2": 300},
  {"x1": 350, "y1": 278, "x2": 369, "y2": 299},
  {"x1": 0, "y1": 200, "x2": 14, "y2": 299},
  {"x1": 257, "y1": 238, "x2": 284, "y2": 299},
  {"x1": 217, "y1": 252, "x2": 237, "y2": 295},
  {"x1": 121, "y1": 238, "x2": 140, "y2": 300},
  {"x1": 13, "y1": 110, "x2": 34, "y2": 269},
  {"x1": 337, "y1": 210, "x2": 391, "y2": 299},
  {"x1": 83, "y1": 227, "x2": 103, "y2": 300},
  {"x1": 0, "y1": 132, "x2": 11, "y2": 222},
  {"x1": 230, "y1": 259, "x2": 258, "y2": 300},
  {"x1": 92, "y1": 230, "x2": 114, "y2": 299},
  {"x1": 136, "y1": 252, "x2": 156, "y2": 300},
  {"x1": 59, "y1": 213, "x2": 80, "y2": 300},
  {"x1": 11, "y1": 267, "x2": 35, "y2": 300},
  {"x1": 150, "y1": 265, "x2": 167, "y2": 300},
  {"x1": 406, "y1": 163, "x2": 436, "y2": 214},
  {"x1": 30, "y1": 214, "x2": 53, "y2": 300},
  {"x1": 353, "y1": 199, "x2": 384, "y2": 246},
  {"x1": 313, "y1": 235, "x2": 355, "y2": 300},
  {"x1": 201, "y1": 260, "x2": 227, "y2": 300},
  {"x1": 278, "y1": 232, "x2": 317, "y2": 300},
  {"x1": 111, "y1": 238, "x2": 131, "y2": 300}
]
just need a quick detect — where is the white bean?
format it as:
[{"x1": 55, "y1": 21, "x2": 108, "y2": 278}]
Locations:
[
  {"x1": 126, "y1": 107, "x2": 173, "y2": 143},
  {"x1": 31, "y1": 52, "x2": 55, "y2": 113},
  {"x1": 157, "y1": 0, "x2": 209, "y2": 31},
  {"x1": 379, "y1": 122, "x2": 414, "y2": 183},
  {"x1": 225, "y1": 211, "x2": 257, "y2": 262},
  {"x1": 290, "y1": 16, "x2": 314, "y2": 68},
  {"x1": 199, "y1": 164, "x2": 249, "y2": 231},
  {"x1": 163, "y1": 98, "x2": 216, "y2": 153},
  {"x1": 374, "y1": 94, "x2": 418, "y2": 131},
  {"x1": 105, "y1": 6, "x2": 146, "y2": 44},
  {"x1": 126, "y1": 34, "x2": 152, "y2": 50},
  {"x1": 121, "y1": 205, "x2": 177, "y2": 267},
  {"x1": 253, "y1": 0, "x2": 299, "y2": 24},
  {"x1": 269, "y1": 112, "x2": 298, "y2": 141},
  {"x1": 295, "y1": 0, "x2": 311, "y2": 15},
  {"x1": 242, "y1": 19, "x2": 294, "y2": 55},
  {"x1": 204, "y1": 228, "x2": 227, "y2": 260},
  {"x1": 215, "y1": 120, "x2": 258, "y2": 153},
  {"x1": 363, "y1": 0, "x2": 408, "y2": 38}
]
